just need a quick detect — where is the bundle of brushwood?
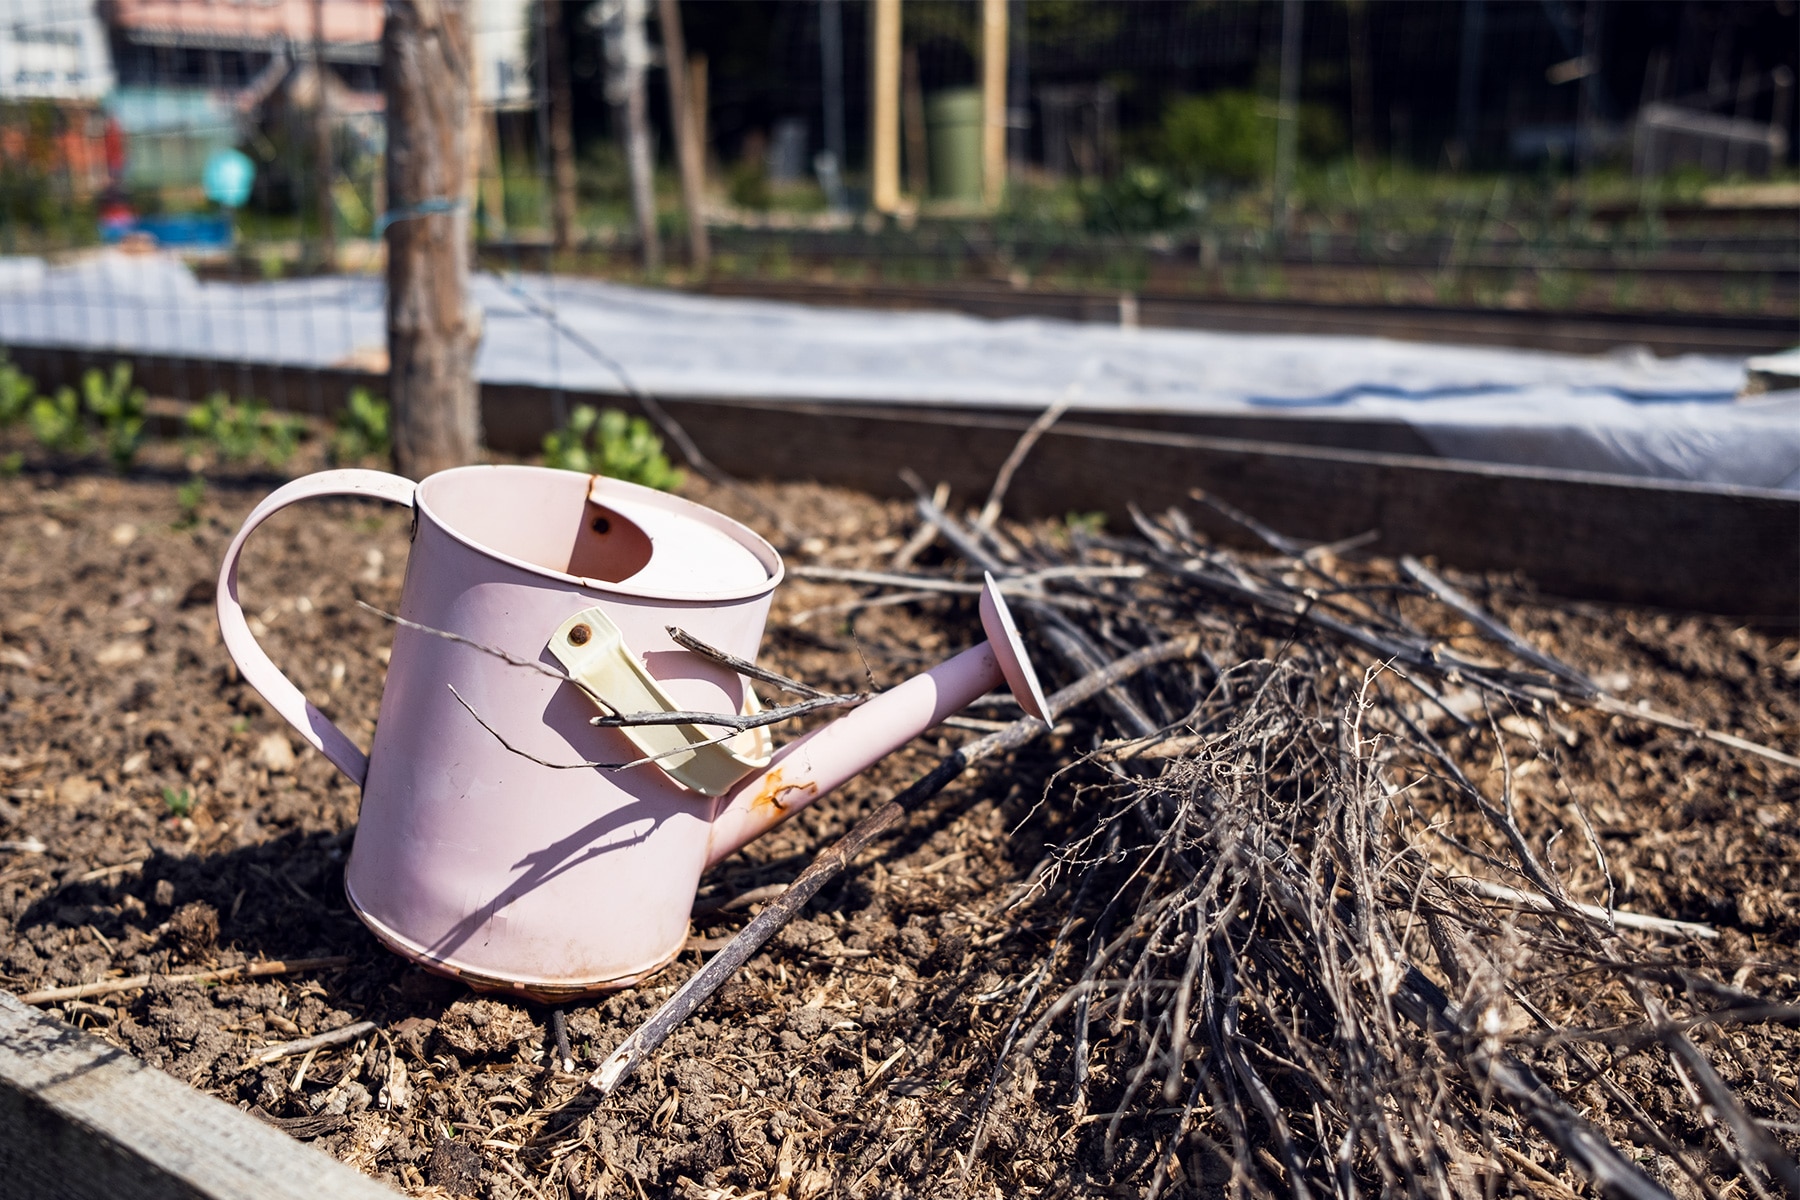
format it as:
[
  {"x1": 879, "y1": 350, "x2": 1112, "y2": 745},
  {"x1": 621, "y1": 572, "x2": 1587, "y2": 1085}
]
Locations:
[
  {"x1": 940, "y1": 490, "x2": 1798, "y2": 1200},
  {"x1": 604, "y1": 481, "x2": 1800, "y2": 1200}
]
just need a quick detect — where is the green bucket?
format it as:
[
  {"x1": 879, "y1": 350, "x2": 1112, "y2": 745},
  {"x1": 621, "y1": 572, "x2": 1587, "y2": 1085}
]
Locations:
[{"x1": 926, "y1": 88, "x2": 984, "y2": 203}]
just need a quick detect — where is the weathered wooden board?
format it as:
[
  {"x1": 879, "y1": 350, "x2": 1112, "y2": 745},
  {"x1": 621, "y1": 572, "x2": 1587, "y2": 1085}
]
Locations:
[
  {"x1": 0, "y1": 991, "x2": 394, "y2": 1200},
  {"x1": 7, "y1": 346, "x2": 1795, "y2": 620}
]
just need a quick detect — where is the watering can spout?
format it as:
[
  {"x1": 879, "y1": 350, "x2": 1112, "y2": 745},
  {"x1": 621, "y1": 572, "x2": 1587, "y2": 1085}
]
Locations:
[{"x1": 703, "y1": 574, "x2": 1050, "y2": 868}]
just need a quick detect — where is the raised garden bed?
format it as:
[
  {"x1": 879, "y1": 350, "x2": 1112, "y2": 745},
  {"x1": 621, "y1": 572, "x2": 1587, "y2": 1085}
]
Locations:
[{"x1": 1, "y1": 443, "x2": 1796, "y2": 1196}]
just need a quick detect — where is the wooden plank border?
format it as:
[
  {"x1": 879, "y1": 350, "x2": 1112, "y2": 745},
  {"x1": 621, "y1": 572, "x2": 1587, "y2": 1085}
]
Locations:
[
  {"x1": 0, "y1": 991, "x2": 394, "y2": 1200},
  {"x1": 6, "y1": 345, "x2": 1795, "y2": 620}
]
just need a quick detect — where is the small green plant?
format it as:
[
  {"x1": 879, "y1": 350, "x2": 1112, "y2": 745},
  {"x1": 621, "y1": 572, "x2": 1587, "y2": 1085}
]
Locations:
[
  {"x1": 81, "y1": 362, "x2": 146, "y2": 471},
  {"x1": 542, "y1": 405, "x2": 684, "y2": 491},
  {"x1": 160, "y1": 786, "x2": 194, "y2": 818},
  {"x1": 330, "y1": 387, "x2": 391, "y2": 464},
  {"x1": 0, "y1": 451, "x2": 21, "y2": 477},
  {"x1": 186, "y1": 392, "x2": 306, "y2": 467},
  {"x1": 175, "y1": 474, "x2": 205, "y2": 528},
  {"x1": 0, "y1": 354, "x2": 35, "y2": 427},
  {"x1": 1063, "y1": 511, "x2": 1108, "y2": 537},
  {"x1": 28, "y1": 385, "x2": 87, "y2": 454}
]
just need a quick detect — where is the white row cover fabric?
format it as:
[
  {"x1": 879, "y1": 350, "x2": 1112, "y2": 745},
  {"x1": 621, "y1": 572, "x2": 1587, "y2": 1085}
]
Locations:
[{"x1": 2, "y1": 250, "x2": 1793, "y2": 491}]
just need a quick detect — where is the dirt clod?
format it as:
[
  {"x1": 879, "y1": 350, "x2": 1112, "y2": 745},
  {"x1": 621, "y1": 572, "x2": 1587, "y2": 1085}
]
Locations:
[
  {"x1": 165, "y1": 900, "x2": 218, "y2": 958},
  {"x1": 426, "y1": 1137, "x2": 484, "y2": 1196}
]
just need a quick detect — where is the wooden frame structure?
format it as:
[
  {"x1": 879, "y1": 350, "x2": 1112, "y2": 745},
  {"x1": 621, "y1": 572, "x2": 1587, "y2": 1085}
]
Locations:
[{"x1": 0, "y1": 992, "x2": 393, "y2": 1199}]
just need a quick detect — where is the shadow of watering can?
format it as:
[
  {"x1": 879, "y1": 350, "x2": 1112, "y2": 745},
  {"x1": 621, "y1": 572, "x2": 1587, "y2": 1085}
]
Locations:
[{"x1": 216, "y1": 465, "x2": 1050, "y2": 1000}]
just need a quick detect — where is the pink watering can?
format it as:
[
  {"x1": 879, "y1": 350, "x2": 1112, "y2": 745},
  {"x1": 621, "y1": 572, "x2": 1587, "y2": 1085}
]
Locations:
[{"x1": 216, "y1": 465, "x2": 1048, "y2": 1000}]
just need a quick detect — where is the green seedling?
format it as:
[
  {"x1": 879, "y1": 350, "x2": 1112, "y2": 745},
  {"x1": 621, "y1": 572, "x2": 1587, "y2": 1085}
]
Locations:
[
  {"x1": 0, "y1": 354, "x2": 35, "y2": 427},
  {"x1": 175, "y1": 474, "x2": 205, "y2": 528},
  {"x1": 542, "y1": 405, "x2": 684, "y2": 492},
  {"x1": 1063, "y1": 511, "x2": 1108, "y2": 537},
  {"x1": 81, "y1": 362, "x2": 146, "y2": 471},
  {"x1": 28, "y1": 385, "x2": 87, "y2": 455},
  {"x1": 160, "y1": 786, "x2": 194, "y2": 818},
  {"x1": 330, "y1": 387, "x2": 391, "y2": 464},
  {"x1": 186, "y1": 392, "x2": 306, "y2": 467}
]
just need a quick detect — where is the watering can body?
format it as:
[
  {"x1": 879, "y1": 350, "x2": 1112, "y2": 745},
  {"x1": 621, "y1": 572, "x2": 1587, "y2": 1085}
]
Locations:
[{"x1": 217, "y1": 464, "x2": 1044, "y2": 1000}]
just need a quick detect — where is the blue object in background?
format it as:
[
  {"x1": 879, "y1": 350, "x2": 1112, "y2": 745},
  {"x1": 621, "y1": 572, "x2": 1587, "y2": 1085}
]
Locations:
[
  {"x1": 203, "y1": 148, "x2": 255, "y2": 209},
  {"x1": 100, "y1": 213, "x2": 235, "y2": 249}
]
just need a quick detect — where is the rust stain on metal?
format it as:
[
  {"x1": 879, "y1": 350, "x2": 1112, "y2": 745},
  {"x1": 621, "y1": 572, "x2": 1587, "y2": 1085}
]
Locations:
[
  {"x1": 750, "y1": 767, "x2": 818, "y2": 815},
  {"x1": 567, "y1": 623, "x2": 591, "y2": 646}
]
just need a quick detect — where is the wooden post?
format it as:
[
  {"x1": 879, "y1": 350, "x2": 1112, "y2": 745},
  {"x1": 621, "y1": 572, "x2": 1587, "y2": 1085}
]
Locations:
[
  {"x1": 870, "y1": 0, "x2": 902, "y2": 214},
  {"x1": 544, "y1": 0, "x2": 578, "y2": 251},
  {"x1": 1270, "y1": 0, "x2": 1302, "y2": 240},
  {"x1": 384, "y1": 0, "x2": 482, "y2": 477},
  {"x1": 902, "y1": 45, "x2": 928, "y2": 198},
  {"x1": 688, "y1": 53, "x2": 709, "y2": 183},
  {"x1": 981, "y1": 0, "x2": 1007, "y2": 209},
  {"x1": 612, "y1": 0, "x2": 661, "y2": 270},
  {"x1": 657, "y1": 0, "x2": 709, "y2": 272},
  {"x1": 1347, "y1": 0, "x2": 1374, "y2": 166},
  {"x1": 311, "y1": 0, "x2": 335, "y2": 271},
  {"x1": 0, "y1": 991, "x2": 396, "y2": 1200}
]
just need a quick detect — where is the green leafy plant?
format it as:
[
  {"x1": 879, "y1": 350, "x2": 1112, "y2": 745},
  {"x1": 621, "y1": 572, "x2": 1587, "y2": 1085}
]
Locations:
[
  {"x1": 185, "y1": 392, "x2": 305, "y2": 467},
  {"x1": 175, "y1": 474, "x2": 206, "y2": 528},
  {"x1": 542, "y1": 405, "x2": 684, "y2": 491},
  {"x1": 0, "y1": 354, "x2": 35, "y2": 427},
  {"x1": 1160, "y1": 90, "x2": 1272, "y2": 185},
  {"x1": 1081, "y1": 166, "x2": 1193, "y2": 233},
  {"x1": 160, "y1": 786, "x2": 194, "y2": 818},
  {"x1": 81, "y1": 362, "x2": 147, "y2": 471},
  {"x1": 28, "y1": 385, "x2": 86, "y2": 455},
  {"x1": 330, "y1": 387, "x2": 391, "y2": 464}
]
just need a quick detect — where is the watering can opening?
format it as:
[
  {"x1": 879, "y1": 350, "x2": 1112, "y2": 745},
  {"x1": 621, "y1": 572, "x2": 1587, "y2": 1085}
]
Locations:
[{"x1": 416, "y1": 465, "x2": 780, "y2": 600}]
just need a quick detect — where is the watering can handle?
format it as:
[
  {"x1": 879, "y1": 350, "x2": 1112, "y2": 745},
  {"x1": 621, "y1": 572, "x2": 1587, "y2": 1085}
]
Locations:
[{"x1": 215, "y1": 468, "x2": 418, "y2": 788}]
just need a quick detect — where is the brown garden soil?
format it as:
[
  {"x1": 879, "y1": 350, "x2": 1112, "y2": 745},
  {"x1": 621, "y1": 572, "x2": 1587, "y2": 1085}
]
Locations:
[{"x1": 1, "y1": 442, "x2": 1797, "y2": 1198}]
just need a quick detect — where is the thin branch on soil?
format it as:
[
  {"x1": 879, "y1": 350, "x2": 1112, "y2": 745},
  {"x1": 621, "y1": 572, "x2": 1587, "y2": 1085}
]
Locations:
[
  {"x1": 590, "y1": 634, "x2": 1201, "y2": 1097},
  {"x1": 976, "y1": 392, "x2": 1075, "y2": 531},
  {"x1": 18, "y1": 955, "x2": 353, "y2": 1006},
  {"x1": 245, "y1": 1020, "x2": 378, "y2": 1067}
]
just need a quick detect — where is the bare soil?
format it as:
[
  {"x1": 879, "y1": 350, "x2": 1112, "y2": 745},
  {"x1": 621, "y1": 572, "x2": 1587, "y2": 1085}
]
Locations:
[{"x1": 1, "y1": 459, "x2": 1795, "y2": 1199}]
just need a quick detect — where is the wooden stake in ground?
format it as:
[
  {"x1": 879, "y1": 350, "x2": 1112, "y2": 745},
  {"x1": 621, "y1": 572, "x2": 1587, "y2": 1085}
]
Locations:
[
  {"x1": 980, "y1": 0, "x2": 1007, "y2": 209},
  {"x1": 870, "y1": 0, "x2": 903, "y2": 214},
  {"x1": 657, "y1": 0, "x2": 709, "y2": 272},
  {"x1": 544, "y1": 0, "x2": 579, "y2": 252},
  {"x1": 384, "y1": 0, "x2": 481, "y2": 477},
  {"x1": 603, "y1": 0, "x2": 662, "y2": 270},
  {"x1": 311, "y1": 0, "x2": 336, "y2": 273},
  {"x1": 592, "y1": 635, "x2": 1200, "y2": 1097}
]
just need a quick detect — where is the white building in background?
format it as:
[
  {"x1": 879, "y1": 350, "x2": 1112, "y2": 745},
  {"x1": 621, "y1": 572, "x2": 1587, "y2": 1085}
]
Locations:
[{"x1": 0, "y1": 0, "x2": 113, "y2": 101}]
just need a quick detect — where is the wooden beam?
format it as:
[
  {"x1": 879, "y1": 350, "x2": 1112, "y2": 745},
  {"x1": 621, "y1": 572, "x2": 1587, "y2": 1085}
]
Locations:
[
  {"x1": 0, "y1": 991, "x2": 395, "y2": 1200},
  {"x1": 870, "y1": 0, "x2": 902, "y2": 214},
  {"x1": 981, "y1": 0, "x2": 1007, "y2": 209}
]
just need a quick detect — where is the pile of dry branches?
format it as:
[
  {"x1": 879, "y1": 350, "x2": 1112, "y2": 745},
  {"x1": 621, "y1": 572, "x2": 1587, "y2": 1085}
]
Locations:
[{"x1": 891, "y1": 490, "x2": 1800, "y2": 1199}]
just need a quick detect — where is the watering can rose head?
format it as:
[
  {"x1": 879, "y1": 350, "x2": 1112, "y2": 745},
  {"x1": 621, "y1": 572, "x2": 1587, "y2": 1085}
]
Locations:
[{"x1": 216, "y1": 464, "x2": 1047, "y2": 1000}]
